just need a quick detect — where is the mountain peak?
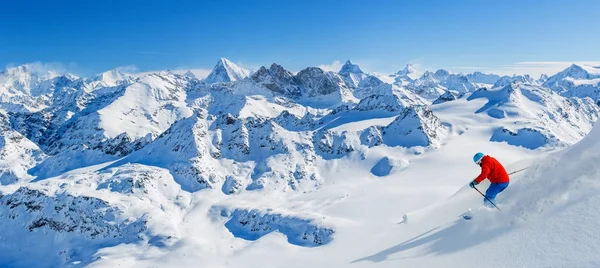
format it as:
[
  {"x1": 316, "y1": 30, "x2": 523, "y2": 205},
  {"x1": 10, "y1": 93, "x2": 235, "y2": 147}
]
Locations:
[
  {"x1": 396, "y1": 64, "x2": 416, "y2": 76},
  {"x1": 434, "y1": 69, "x2": 451, "y2": 78},
  {"x1": 556, "y1": 64, "x2": 600, "y2": 77},
  {"x1": 205, "y1": 58, "x2": 250, "y2": 84},
  {"x1": 566, "y1": 64, "x2": 586, "y2": 73},
  {"x1": 339, "y1": 60, "x2": 364, "y2": 76},
  {"x1": 217, "y1": 57, "x2": 234, "y2": 66},
  {"x1": 92, "y1": 69, "x2": 128, "y2": 86},
  {"x1": 466, "y1": 71, "x2": 501, "y2": 85},
  {"x1": 2, "y1": 64, "x2": 61, "y2": 82},
  {"x1": 184, "y1": 70, "x2": 196, "y2": 79}
]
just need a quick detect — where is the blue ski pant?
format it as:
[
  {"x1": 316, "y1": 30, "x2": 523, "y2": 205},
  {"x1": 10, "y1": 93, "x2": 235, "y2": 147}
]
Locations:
[{"x1": 484, "y1": 182, "x2": 509, "y2": 206}]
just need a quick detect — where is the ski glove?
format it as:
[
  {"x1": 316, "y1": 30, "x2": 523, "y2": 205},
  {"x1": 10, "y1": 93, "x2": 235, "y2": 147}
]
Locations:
[{"x1": 469, "y1": 180, "x2": 478, "y2": 188}]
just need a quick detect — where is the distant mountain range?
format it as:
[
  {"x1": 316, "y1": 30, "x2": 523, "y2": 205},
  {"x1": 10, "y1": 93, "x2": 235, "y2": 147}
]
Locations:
[{"x1": 0, "y1": 58, "x2": 599, "y2": 266}]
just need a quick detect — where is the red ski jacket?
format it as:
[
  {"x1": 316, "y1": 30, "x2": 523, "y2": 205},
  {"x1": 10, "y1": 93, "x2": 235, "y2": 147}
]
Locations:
[{"x1": 475, "y1": 155, "x2": 509, "y2": 184}]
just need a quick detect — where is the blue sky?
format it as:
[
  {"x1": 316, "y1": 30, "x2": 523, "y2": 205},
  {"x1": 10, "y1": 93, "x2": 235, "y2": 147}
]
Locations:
[{"x1": 1, "y1": 0, "x2": 599, "y2": 77}]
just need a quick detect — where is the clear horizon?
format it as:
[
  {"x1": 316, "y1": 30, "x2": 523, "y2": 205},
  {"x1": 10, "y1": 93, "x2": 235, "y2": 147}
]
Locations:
[{"x1": 2, "y1": 0, "x2": 599, "y2": 78}]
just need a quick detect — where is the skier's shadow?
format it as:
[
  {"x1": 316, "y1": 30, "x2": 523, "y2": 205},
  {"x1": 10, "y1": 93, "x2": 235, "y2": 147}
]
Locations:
[{"x1": 351, "y1": 220, "x2": 510, "y2": 264}]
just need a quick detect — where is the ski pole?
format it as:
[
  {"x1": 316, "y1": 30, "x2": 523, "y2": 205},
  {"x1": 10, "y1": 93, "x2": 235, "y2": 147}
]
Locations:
[
  {"x1": 472, "y1": 186, "x2": 501, "y2": 211},
  {"x1": 508, "y1": 166, "x2": 531, "y2": 175}
]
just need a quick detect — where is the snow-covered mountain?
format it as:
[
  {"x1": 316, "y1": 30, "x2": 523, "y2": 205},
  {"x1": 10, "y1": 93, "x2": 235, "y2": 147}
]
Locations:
[
  {"x1": 493, "y1": 74, "x2": 538, "y2": 88},
  {"x1": 204, "y1": 58, "x2": 250, "y2": 84},
  {"x1": 0, "y1": 111, "x2": 46, "y2": 185},
  {"x1": 467, "y1": 81, "x2": 599, "y2": 148},
  {"x1": 0, "y1": 60, "x2": 599, "y2": 267},
  {"x1": 0, "y1": 65, "x2": 79, "y2": 113},
  {"x1": 404, "y1": 69, "x2": 487, "y2": 100},
  {"x1": 395, "y1": 64, "x2": 417, "y2": 78},
  {"x1": 543, "y1": 64, "x2": 600, "y2": 103},
  {"x1": 389, "y1": 64, "x2": 418, "y2": 86},
  {"x1": 432, "y1": 90, "x2": 465, "y2": 105},
  {"x1": 338, "y1": 60, "x2": 368, "y2": 87},
  {"x1": 466, "y1": 71, "x2": 501, "y2": 85}
]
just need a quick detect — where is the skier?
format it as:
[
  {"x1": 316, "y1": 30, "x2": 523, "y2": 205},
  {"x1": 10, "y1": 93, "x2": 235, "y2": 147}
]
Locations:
[{"x1": 469, "y1": 152, "x2": 509, "y2": 207}]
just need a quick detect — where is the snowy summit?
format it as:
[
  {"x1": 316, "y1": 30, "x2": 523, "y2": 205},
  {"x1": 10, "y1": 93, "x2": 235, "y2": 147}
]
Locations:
[
  {"x1": 0, "y1": 58, "x2": 599, "y2": 268},
  {"x1": 204, "y1": 57, "x2": 250, "y2": 84}
]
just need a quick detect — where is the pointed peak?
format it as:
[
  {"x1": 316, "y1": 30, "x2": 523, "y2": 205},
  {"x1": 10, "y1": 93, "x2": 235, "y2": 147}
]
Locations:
[
  {"x1": 184, "y1": 70, "x2": 196, "y2": 79},
  {"x1": 205, "y1": 57, "x2": 250, "y2": 84},
  {"x1": 214, "y1": 58, "x2": 240, "y2": 70},
  {"x1": 269, "y1": 63, "x2": 285, "y2": 71},
  {"x1": 562, "y1": 63, "x2": 587, "y2": 73},
  {"x1": 396, "y1": 64, "x2": 416, "y2": 76},
  {"x1": 434, "y1": 69, "x2": 451, "y2": 77},
  {"x1": 339, "y1": 60, "x2": 363, "y2": 75},
  {"x1": 218, "y1": 57, "x2": 231, "y2": 64}
]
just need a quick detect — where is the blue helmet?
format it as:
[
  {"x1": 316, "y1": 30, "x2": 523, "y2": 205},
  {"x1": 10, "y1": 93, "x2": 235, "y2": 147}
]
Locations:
[{"x1": 473, "y1": 152, "x2": 484, "y2": 164}]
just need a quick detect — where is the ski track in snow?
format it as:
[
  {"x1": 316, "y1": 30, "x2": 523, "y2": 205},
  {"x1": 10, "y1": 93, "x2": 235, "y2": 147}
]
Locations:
[{"x1": 0, "y1": 61, "x2": 600, "y2": 267}]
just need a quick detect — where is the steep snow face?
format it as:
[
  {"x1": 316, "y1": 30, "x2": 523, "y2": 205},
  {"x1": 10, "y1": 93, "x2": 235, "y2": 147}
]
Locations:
[
  {"x1": 204, "y1": 58, "x2": 250, "y2": 84},
  {"x1": 211, "y1": 114, "x2": 319, "y2": 191},
  {"x1": 395, "y1": 64, "x2": 417, "y2": 78},
  {"x1": 466, "y1": 122, "x2": 600, "y2": 267},
  {"x1": 504, "y1": 123, "x2": 600, "y2": 218},
  {"x1": 10, "y1": 72, "x2": 193, "y2": 179},
  {"x1": 327, "y1": 105, "x2": 447, "y2": 150},
  {"x1": 380, "y1": 106, "x2": 447, "y2": 148},
  {"x1": 48, "y1": 73, "x2": 190, "y2": 153},
  {"x1": 468, "y1": 83, "x2": 599, "y2": 146},
  {"x1": 0, "y1": 161, "x2": 188, "y2": 267},
  {"x1": 97, "y1": 73, "x2": 192, "y2": 139},
  {"x1": 338, "y1": 60, "x2": 364, "y2": 77},
  {"x1": 118, "y1": 110, "x2": 221, "y2": 192},
  {"x1": 0, "y1": 112, "x2": 46, "y2": 185},
  {"x1": 338, "y1": 60, "x2": 368, "y2": 87},
  {"x1": 543, "y1": 64, "x2": 600, "y2": 101},
  {"x1": 0, "y1": 187, "x2": 147, "y2": 267},
  {"x1": 120, "y1": 109, "x2": 319, "y2": 193}
]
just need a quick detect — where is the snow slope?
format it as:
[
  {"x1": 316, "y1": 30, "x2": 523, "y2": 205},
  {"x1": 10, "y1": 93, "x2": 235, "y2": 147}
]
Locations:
[
  {"x1": 0, "y1": 60, "x2": 599, "y2": 268},
  {"x1": 204, "y1": 58, "x2": 250, "y2": 84},
  {"x1": 543, "y1": 64, "x2": 600, "y2": 102}
]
